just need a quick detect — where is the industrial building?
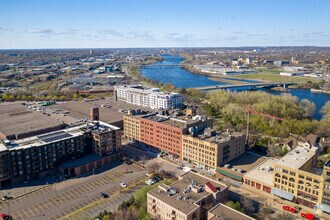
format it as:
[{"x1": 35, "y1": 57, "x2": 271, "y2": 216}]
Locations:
[
  {"x1": 114, "y1": 85, "x2": 184, "y2": 110},
  {"x1": 147, "y1": 171, "x2": 228, "y2": 220},
  {"x1": 0, "y1": 102, "x2": 65, "y2": 140},
  {"x1": 0, "y1": 121, "x2": 121, "y2": 187}
]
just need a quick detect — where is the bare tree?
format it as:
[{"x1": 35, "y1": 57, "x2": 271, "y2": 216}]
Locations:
[
  {"x1": 257, "y1": 205, "x2": 274, "y2": 220},
  {"x1": 147, "y1": 162, "x2": 161, "y2": 174},
  {"x1": 240, "y1": 197, "x2": 255, "y2": 214}
]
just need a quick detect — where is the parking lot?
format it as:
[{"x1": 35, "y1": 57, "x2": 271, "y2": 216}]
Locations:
[{"x1": 0, "y1": 163, "x2": 147, "y2": 220}]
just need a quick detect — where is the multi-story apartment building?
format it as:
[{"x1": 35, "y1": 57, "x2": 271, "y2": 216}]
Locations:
[
  {"x1": 182, "y1": 129, "x2": 246, "y2": 172},
  {"x1": 147, "y1": 171, "x2": 228, "y2": 220},
  {"x1": 318, "y1": 161, "x2": 330, "y2": 213},
  {"x1": 0, "y1": 121, "x2": 121, "y2": 187},
  {"x1": 123, "y1": 114, "x2": 141, "y2": 141},
  {"x1": 272, "y1": 143, "x2": 324, "y2": 208},
  {"x1": 124, "y1": 113, "x2": 213, "y2": 158},
  {"x1": 114, "y1": 85, "x2": 184, "y2": 110}
]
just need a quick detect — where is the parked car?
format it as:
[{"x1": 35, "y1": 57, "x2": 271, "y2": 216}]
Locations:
[
  {"x1": 1, "y1": 195, "x2": 12, "y2": 201},
  {"x1": 282, "y1": 205, "x2": 297, "y2": 213},
  {"x1": 301, "y1": 212, "x2": 315, "y2": 220},
  {"x1": 120, "y1": 182, "x2": 127, "y2": 188},
  {"x1": 145, "y1": 179, "x2": 156, "y2": 185},
  {"x1": 0, "y1": 214, "x2": 12, "y2": 220},
  {"x1": 99, "y1": 192, "x2": 108, "y2": 198}
]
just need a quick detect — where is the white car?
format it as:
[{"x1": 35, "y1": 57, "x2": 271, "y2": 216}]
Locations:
[
  {"x1": 145, "y1": 179, "x2": 156, "y2": 185},
  {"x1": 120, "y1": 182, "x2": 127, "y2": 188}
]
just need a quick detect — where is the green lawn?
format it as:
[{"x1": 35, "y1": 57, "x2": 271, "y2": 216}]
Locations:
[{"x1": 229, "y1": 72, "x2": 321, "y2": 83}]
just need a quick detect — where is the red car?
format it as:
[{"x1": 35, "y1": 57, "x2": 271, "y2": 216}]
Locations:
[
  {"x1": 0, "y1": 214, "x2": 12, "y2": 220},
  {"x1": 282, "y1": 205, "x2": 297, "y2": 213},
  {"x1": 301, "y1": 212, "x2": 315, "y2": 220}
]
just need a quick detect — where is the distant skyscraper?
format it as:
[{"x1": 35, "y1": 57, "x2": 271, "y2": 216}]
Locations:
[{"x1": 90, "y1": 49, "x2": 93, "y2": 55}]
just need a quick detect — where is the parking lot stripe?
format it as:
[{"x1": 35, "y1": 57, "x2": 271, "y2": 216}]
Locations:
[
  {"x1": 70, "y1": 189, "x2": 80, "y2": 197},
  {"x1": 31, "y1": 204, "x2": 41, "y2": 215},
  {"x1": 67, "y1": 190, "x2": 76, "y2": 198},
  {"x1": 25, "y1": 206, "x2": 34, "y2": 217},
  {"x1": 47, "y1": 200, "x2": 55, "y2": 208},
  {"x1": 35, "y1": 201, "x2": 46, "y2": 211}
]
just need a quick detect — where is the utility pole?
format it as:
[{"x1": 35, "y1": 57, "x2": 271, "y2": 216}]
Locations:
[{"x1": 246, "y1": 110, "x2": 250, "y2": 148}]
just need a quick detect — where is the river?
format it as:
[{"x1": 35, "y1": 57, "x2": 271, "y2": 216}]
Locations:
[{"x1": 141, "y1": 54, "x2": 330, "y2": 120}]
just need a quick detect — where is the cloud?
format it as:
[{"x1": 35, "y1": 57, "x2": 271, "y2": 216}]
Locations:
[
  {"x1": 98, "y1": 29, "x2": 124, "y2": 37},
  {"x1": 246, "y1": 33, "x2": 268, "y2": 37},
  {"x1": 126, "y1": 31, "x2": 155, "y2": 40},
  {"x1": 223, "y1": 36, "x2": 239, "y2": 40},
  {"x1": 165, "y1": 33, "x2": 193, "y2": 41},
  {"x1": 26, "y1": 28, "x2": 54, "y2": 34},
  {"x1": 304, "y1": 31, "x2": 328, "y2": 38},
  {"x1": 232, "y1": 31, "x2": 244, "y2": 34},
  {"x1": 0, "y1": 27, "x2": 13, "y2": 31}
]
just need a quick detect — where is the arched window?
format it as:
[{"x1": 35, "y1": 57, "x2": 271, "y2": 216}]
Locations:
[
  {"x1": 282, "y1": 175, "x2": 288, "y2": 180},
  {"x1": 289, "y1": 178, "x2": 295, "y2": 182},
  {"x1": 275, "y1": 173, "x2": 281, "y2": 177},
  {"x1": 298, "y1": 180, "x2": 304, "y2": 184}
]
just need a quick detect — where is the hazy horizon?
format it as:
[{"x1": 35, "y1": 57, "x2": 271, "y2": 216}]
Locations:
[{"x1": 1, "y1": 0, "x2": 329, "y2": 49}]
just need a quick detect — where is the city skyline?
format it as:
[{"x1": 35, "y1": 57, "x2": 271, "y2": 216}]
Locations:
[{"x1": 0, "y1": 0, "x2": 330, "y2": 49}]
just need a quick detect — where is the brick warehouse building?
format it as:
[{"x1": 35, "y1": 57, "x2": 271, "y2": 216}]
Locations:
[{"x1": 124, "y1": 113, "x2": 213, "y2": 158}]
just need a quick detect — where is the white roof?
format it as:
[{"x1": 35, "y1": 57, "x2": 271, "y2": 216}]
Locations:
[
  {"x1": 244, "y1": 158, "x2": 278, "y2": 186},
  {"x1": 275, "y1": 146, "x2": 318, "y2": 169}
]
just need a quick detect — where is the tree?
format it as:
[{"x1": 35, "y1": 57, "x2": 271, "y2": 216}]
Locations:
[
  {"x1": 60, "y1": 95, "x2": 66, "y2": 100},
  {"x1": 73, "y1": 93, "x2": 79, "y2": 99},
  {"x1": 140, "y1": 154, "x2": 148, "y2": 167},
  {"x1": 257, "y1": 205, "x2": 274, "y2": 220},
  {"x1": 321, "y1": 101, "x2": 330, "y2": 119},
  {"x1": 21, "y1": 95, "x2": 27, "y2": 100},
  {"x1": 225, "y1": 201, "x2": 244, "y2": 213},
  {"x1": 300, "y1": 99, "x2": 315, "y2": 119},
  {"x1": 240, "y1": 197, "x2": 255, "y2": 214},
  {"x1": 147, "y1": 162, "x2": 161, "y2": 174}
]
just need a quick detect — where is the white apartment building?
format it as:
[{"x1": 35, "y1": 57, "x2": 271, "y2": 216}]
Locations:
[{"x1": 114, "y1": 85, "x2": 184, "y2": 110}]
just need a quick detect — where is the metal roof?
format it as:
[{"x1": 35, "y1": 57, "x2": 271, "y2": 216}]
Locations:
[{"x1": 271, "y1": 188, "x2": 294, "y2": 201}]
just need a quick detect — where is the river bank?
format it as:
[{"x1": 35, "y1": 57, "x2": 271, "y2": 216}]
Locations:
[{"x1": 140, "y1": 54, "x2": 330, "y2": 120}]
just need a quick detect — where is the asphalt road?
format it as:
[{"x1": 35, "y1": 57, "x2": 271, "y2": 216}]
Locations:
[{"x1": 0, "y1": 163, "x2": 148, "y2": 220}]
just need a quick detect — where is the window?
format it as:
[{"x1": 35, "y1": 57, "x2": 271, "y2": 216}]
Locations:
[{"x1": 282, "y1": 169, "x2": 288, "y2": 174}]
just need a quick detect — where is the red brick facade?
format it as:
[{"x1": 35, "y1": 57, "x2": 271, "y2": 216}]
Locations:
[{"x1": 140, "y1": 118, "x2": 183, "y2": 158}]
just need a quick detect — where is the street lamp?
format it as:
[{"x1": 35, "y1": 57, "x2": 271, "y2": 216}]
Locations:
[{"x1": 54, "y1": 182, "x2": 58, "y2": 201}]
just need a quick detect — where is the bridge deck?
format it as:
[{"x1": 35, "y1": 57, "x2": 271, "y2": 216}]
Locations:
[{"x1": 193, "y1": 82, "x2": 293, "y2": 90}]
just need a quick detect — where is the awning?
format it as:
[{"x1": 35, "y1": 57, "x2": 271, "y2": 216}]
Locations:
[
  {"x1": 271, "y1": 188, "x2": 294, "y2": 201},
  {"x1": 216, "y1": 168, "x2": 243, "y2": 181},
  {"x1": 317, "y1": 203, "x2": 330, "y2": 214}
]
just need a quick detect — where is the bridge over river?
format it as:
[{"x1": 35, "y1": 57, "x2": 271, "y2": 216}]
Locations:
[{"x1": 193, "y1": 82, "x2": 294, "y2": 91}]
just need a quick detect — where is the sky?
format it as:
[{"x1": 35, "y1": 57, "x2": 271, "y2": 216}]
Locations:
[{"x1": 0, "y1": 0, "x2": 329, "y2": 49}]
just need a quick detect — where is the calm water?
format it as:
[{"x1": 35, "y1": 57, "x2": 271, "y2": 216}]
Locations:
[{"x1": 141, "y1": 54, "x2": 330, "y2": 120}]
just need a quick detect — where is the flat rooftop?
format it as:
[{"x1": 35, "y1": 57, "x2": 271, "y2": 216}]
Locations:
[
  {"x1": 219, "y1": 152, "x2": 267, "y2": 174},
  {"x1": 244, "y1": 158, "x2": 278, "y2": 187},
  {"x1": 193, "y1": 131, "x2": 245, "y2": 145},
  {"x1": 148, "y1": 171, "x2": 227, "y2": 215},
  {"x1": 47, "y1": 98, "x2": 152, "y2": 125},
  {"x1": 0, "y1": 121, "x2": 119, "y2": 152},
  {"x1": 0, "y1": 102, "x2": 62, "y2": 137},
  {"x1": 141, "y1": 114, "x2": 187, "y2": 128},
  {"x1": 0, "y1": 125, "x2": 85, "y2": 152},
  {"x1": 208, "y1": 203, "x2": 255, "y2": 220},
  {"x1": 275, "y1": 145, "x2": 318, "y2": 170}
]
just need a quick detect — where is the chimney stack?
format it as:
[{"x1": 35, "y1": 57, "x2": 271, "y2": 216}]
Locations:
[{"x1": 90, "y1": 107, "x2": 99, "y2": 121}]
